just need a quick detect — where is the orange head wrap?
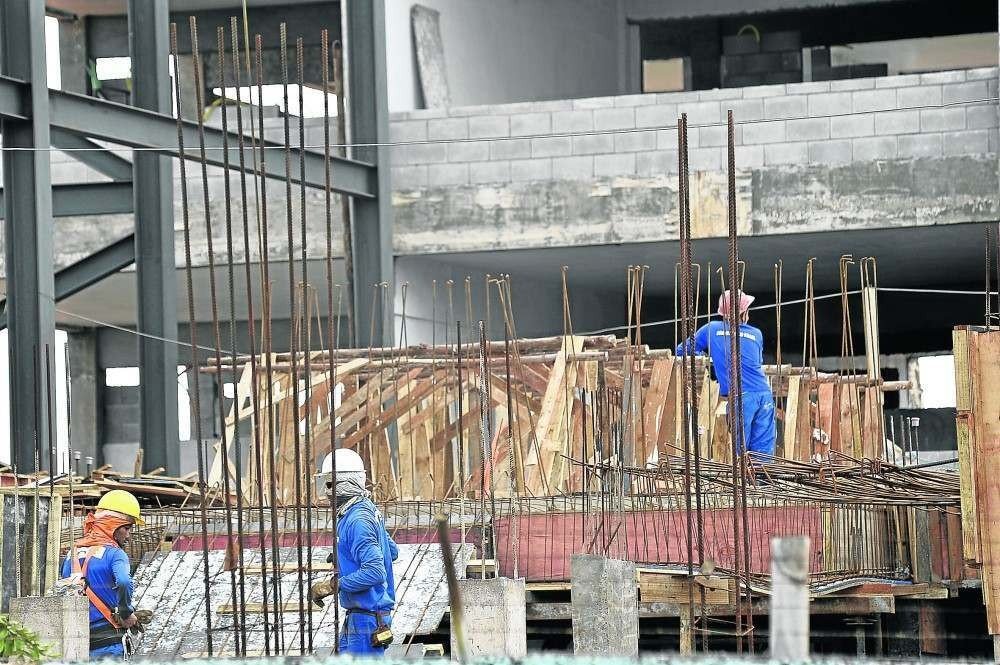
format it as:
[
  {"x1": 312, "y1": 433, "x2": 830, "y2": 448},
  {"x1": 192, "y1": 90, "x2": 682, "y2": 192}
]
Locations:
[{"x1": 75, "y1": 509, "x2": 133, "y2": 549}]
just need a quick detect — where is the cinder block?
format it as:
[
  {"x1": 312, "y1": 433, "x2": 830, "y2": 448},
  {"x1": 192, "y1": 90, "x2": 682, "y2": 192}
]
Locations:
[
  {"x1": 511, "y1": 112, "x2": 551, "y2": 137},
  {"x1": 388, "y1": 120, "x2": 427, "y2": 141},
  {"x1": 9, "y1": 596, "x2": 89, "y2": 661},
  {"x1": 990, "y1": 127, "x2": 998, "y2": 154},
  {"x1": 572, "y1": 133, "x2": 614, "y2": 155},
  {"x1": 874, "y1": 110, "x2": 920, "y2": 135},
  {"x1": 697, "y1": 124, "x2": 737, "y2": 147},
  {"x1": 919, "y1": 70, "x2": 966, "y2": 85},
  {"x1": 392, "y1": 141, "x2": 447, "y2": 165},
  {"x1": 427, "y1": 117, "x2": 468, "y2": 141},
  {"x1": 657, "y1": 129, "x2": 679, "y2": 150},
  {"x1": 454, "y1": 578, "x2": 526, "y2": 658},
  {"x1": 764, "y1": 142, "x2": 808, "y2": 165},
  {"x1": 807, "y1": 92, "x2": 851, "y2": 117},
  {"x1": 897, "y1": 85, "x2": 942, "y2": 109},
  {"x1": 656, "y1": 90, "x2": 701, "y2": 104},
  {"x1": 967, "y1": 104, "x2": 1000, "y2": 130},
  {"x1": 448, "y1": 140, "x2": 490, "y2": 162},
  {"x1": 966, "y1": 66, "x2": 999, "y2": 80},
  {"x1": 743, "y1": 120, "x2": 786, "y2": 144},
  {"x1": 470, "y1": 161, "x2": 511, "y2": 184},
  {"x1": 469, "y1": 116, "x2": 509, "y2": 139},
  {"x1": 636, "y1": 150, "x2": 679, "y2": 176},
  {"x1": 593, "y1": 107, "x2": 635, "y2": 131},
  {"x1": 919, "y1": 108, "x2": 966, "y2": 132},
  {"x1": 764, "y1": 95, "x2": 807, "y2": 120},
  {"x1": 942, "y1": 80, "x2": 989, "y2": 106},
  {"x1": 447, "y1": 103, "x2": 493, "y2": 118},
  {"x1": 830, "y1": 77, "x2": 875, "y2": 91},
  {"x1": 510, "y1": 158, "x2": 551, "y2": 181},
  {"x1": 852, "y1": 89, "x2": 897, "y2": 113},
  {"x1": 942, "y1": 129, "x2": 990, "y2": 156},
  {"x1": 490, "y1": 138, "x2": 532, "y2": 160},
  {"x1": 785, "y1": 81, "x2": 831, "y2": 95},
  {"x1": 897, "y1": 134, "x2": 942, "y2": 159},
  {"x1": 636, "y1": 104, "x2": 677, "y2": 129},
  {"x1": 552, "y1": 155, "x2": 594, "y2": 180},
  {"x1": 553, "y1": 109, "x2": 595, "y2": 133},
  {"x1": 734, "y1": 144, "x2": 765, "y2": 167},
  {"x1": 531, "y1": 136, "x2": 573, "y2": 158},
  {"x1": 742, "y1": 83, "x2": 788, "y2": 98},
  {"x1": 391, "y1": 165, "x2": 428, "y2": 189},
  {"x1": 678, "y1": 100, "x2": 721, "y2": 124},
  {"x1": 831, "y1": 114, "x2": 874, "y2": 138},
  {"x1": 786, "y1": 117, "x2": 829, "y2": 141},
  {"x1": 689, "y1": 147, "x2": 723, "y2": 171},
  {"x1": 427, "y1": 162, "x2": 469, "y2": 186},
  {"x1": 725, "y1": 98, "x2": 764, "y2": 122},
  {"x1": 614, "y1": 130, "x2": 658, "y2": 152},
  {"x1": 852, "y1": 136, "x2": 897, "y2": 160},
  {"x1": 594, "y1": 153, "x2": 636, "y2": 177},
  {"x1": 698, "y1": 88, "x2": 743, "y2": 101},
  {"x1": 573, "y1": 96, "x2": 615, "y2": 109},
  {"x1": 875, "y1": 74, "x2": 921, "y2": 89},
  {"x1": 614, "y1": 93, "x2": 659, "y2": 107}
]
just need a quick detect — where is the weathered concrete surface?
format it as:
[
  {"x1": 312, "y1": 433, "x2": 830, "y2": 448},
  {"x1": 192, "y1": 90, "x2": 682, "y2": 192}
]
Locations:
[
  {"x1": 9, "y1": 595, "x2": 90, "y2": 661},
  {"x1": 570, "y1": 555, "x2": 638, "y2": 656},
  {"x1": 453, "y1": 577, "x2": 527, "y2": 658}
]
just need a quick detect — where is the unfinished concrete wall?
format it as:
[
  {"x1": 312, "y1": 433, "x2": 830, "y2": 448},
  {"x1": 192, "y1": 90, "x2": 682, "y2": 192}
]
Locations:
[{"x1": 389, "y1": 68, "x2": 998, "y2": 253}]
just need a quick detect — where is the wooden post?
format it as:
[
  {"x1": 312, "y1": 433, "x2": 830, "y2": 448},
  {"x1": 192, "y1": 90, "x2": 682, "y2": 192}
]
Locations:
[{"x1": 770, "y1": 536, "x2": 810, "y2": 660}]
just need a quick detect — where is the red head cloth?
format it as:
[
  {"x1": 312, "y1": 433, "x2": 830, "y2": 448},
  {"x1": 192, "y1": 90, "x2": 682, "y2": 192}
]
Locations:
[
  {"x1": 718, "y1": 290, "x2": 755, "y2": 318},
  {"x1": 75, "y1": 509, "x2": 133, "y2": 550}
]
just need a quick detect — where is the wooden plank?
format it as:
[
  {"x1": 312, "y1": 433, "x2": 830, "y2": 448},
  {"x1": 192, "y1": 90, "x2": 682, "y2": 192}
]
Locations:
[
  {"x1": 956, "y1": 414, "x2": 980, "y2": 562},
  {"x1": 970, "y1": 331, "x2": 1000, "y2": 634},
  {"x1": 783, "y1": 375, "x2": 802, "y2": 459}
]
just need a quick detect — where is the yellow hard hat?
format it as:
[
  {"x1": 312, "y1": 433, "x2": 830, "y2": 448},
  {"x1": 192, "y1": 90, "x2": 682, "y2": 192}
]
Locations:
[{"x1": 97, "y1": 489, "x2": 145, "y2": 526}]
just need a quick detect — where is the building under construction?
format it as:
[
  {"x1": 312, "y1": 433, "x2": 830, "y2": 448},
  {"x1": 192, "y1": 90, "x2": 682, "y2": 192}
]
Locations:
[{"x1": 0, "y1": 0, "x2": 998, "y2": 661}]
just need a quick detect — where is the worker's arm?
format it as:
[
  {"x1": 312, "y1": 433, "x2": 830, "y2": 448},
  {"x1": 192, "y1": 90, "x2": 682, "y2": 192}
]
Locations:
[
  {"x1": 675, "y1": 323, "x2": 710, "y2": 357},
  {"x1": 387, "y1": 533, "x2": 399, "y2": 562},
  {"x1": 339, "y1": 516, "x2": 388, "y2": 593},
  {"x1": 112, "y1": 551, "x2": 139, "y2": 628}
]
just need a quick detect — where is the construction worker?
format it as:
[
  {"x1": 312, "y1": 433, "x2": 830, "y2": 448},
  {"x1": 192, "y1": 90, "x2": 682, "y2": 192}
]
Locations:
[
  {"x1": 676, "y1": 289, "x2": 776, "y2": 456},
  {"x1": 310, "y1": 448, "x2": 398, "y2": 655},
  {"x1": 61, "y1": 489, "x2": 150, "y2": 659}
]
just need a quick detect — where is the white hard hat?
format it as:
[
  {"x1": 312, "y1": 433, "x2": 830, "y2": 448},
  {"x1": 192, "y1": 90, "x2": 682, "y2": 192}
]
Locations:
[
  {"x1": 317, "y1": 448, "x2": 367, "y2": 498},
  {"x1": 321, "y1": 448, "x2": 365, "y2": 474}
]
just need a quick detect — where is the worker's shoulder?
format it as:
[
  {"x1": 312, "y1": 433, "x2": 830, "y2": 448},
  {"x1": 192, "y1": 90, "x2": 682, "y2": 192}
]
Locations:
[
  {"x1": 742, "y1": 323, "x2": 765, "y2": 341},
  {"x1": 344, "y1": 499, "x2": 382, "y2": 525}
]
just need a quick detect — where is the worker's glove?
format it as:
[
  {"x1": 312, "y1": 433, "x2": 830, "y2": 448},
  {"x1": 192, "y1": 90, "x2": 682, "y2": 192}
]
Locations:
[
  {"x1": 310, "y1": 577, "x2": 336, "y2": 608},
  {"x1": 134, "y1": 609, "x2": 153, "y2": 626}
]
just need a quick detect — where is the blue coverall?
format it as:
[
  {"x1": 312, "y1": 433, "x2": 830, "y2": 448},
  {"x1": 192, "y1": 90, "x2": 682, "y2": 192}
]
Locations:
[
  {"x1": 676, "y1": 319, "x2": 776, "y2": 456},
  {"x1": 61, "y1": 545, "x2": 134, "y2": 659},
  {"x1": 337, "y1": 498, "x2": 399, "y2": 655}
]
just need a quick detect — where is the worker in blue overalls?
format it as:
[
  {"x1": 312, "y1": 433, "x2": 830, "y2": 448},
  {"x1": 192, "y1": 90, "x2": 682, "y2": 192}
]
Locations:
[
  {"x1": 311, "y1": 448, "x2": 399, "y2": 655},
  {"x1": 61, "y1": 490, "x2": 150, "y2": 659},
  {"x1": 676, "y1": 289, "x2": 776, "y2": 457}
]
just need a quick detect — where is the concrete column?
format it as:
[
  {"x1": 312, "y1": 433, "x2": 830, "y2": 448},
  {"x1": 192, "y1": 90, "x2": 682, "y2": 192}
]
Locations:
[
  {"x1": 67, "y1": 330, "x2": 100, "y2": 466},
  {"x1": 57, "y1": 18, "x2": 88, "y2": 93},
  {"x1": 9, "y1": 596, "x2": 89, "y2": 661},
  {"x1": 770, "y1": 536, "x2": 810, "y2": 660},
  {"x1": 452, "y1": 578, "x2": 526, "y2": 658},
  {"x1": 570, "y1": 554, "x2": 638, "y2": 656}
]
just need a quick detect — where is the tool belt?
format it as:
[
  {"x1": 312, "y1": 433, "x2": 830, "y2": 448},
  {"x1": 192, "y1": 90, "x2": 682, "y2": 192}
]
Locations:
[
  {"x1": 346, "y1": 609, "x2": 394, "y2": 648},
  {"x1": 90, "y1": 623, "x2": 124, "y2": 650}
]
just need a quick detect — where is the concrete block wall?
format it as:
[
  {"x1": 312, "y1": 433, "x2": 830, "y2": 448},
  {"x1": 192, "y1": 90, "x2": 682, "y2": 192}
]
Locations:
[{"x1": 389, "y1": 67, "x2": 999, "y2": 187}]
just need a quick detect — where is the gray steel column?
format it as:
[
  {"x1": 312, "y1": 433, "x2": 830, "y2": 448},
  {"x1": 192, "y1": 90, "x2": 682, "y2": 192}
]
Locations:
[
  {"x1": 344, "y1": 0, "x2": 394, "y2": 346},
  {"x1": 128, "y1": 0, "x2": 178, "y2": 473},
  {"x1": 0, "y1": 2, "x2": 56, "y2": 472}
]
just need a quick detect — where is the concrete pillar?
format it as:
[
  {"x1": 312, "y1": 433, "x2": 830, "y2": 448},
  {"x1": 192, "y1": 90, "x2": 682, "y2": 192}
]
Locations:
[
  {"x1": 9, "y1": 596, "x2": 89, "y2": 661},
  {"x1": 570, "y1": 554, "x2": 638, "y2": 656},
  {"x1": 57, "y1": 18, "x2": 88, "y2": 94},
  {"x1": 68, "y1": 329, "x2": 100, "y2": 466},
  {"x1": 770, "y1": 536, "x2": 810, "y2": 660},
  {"x1": 452, "y1": 578, "x2": 526, "y2": 658}
]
